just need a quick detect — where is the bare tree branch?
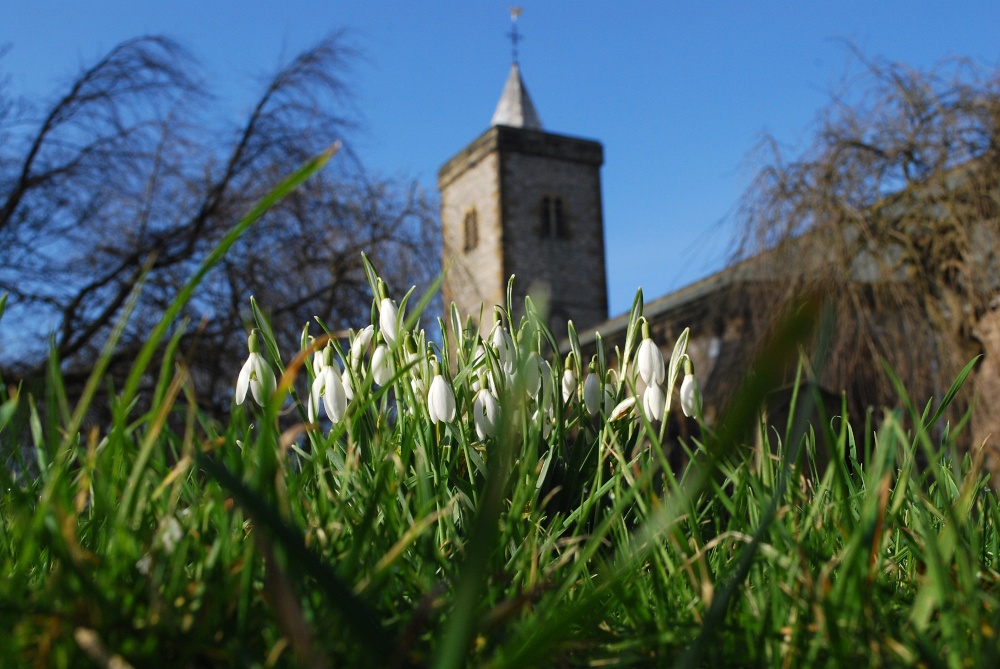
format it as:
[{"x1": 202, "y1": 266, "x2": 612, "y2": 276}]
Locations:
[
  {"x1": 0, "y1": 33, "x2": 439, "y2": 413},
  {"x1": 728, "y1": 52, "x2": 1000, "y2": 435}
]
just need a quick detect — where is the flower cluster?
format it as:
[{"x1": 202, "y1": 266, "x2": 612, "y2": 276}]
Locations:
[
  {"x1": 636, "y1": 318, "x2": 700, "y2": 422},
  {"x1": 233, "y1": 276, "x2": 703, "y2": 442}
]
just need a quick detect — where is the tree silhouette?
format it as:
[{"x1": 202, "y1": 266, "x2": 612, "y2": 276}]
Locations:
[
  {"x1": 730, "y1": 52, "x2": 1000, "y2": 450},
  {"x1": 0, "y1": 34, "x2": 438, "y2": 411}
]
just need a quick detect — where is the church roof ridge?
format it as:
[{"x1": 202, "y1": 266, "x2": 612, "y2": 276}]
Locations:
[{"x1": 491, "y1": 62, "x2": 543, "y2": 130}]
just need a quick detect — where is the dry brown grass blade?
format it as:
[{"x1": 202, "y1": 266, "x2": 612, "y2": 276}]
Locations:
[
  {"x1": 74, "y1": 628, "x2": 135, "y2": 669},
  {"x1": 256, "y1": 532, "x2": 330, "y2": 669}
]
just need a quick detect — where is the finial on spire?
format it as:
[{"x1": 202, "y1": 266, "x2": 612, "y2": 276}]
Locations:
[{"x1": 507, "y1": 6, "x2": 523, "y2": 64}]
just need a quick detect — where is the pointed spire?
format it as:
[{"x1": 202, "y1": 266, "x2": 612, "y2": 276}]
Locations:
[
  {"x1": 491, "y1": 8, "x2": 541, "y2": 130},
  {"x1": 491, "y1": 63, "x2": 542, "y2": 130}
]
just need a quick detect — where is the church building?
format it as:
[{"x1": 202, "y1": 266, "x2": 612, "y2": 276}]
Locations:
[
  {"x1": 438, "y1": 62, "x2": 609, "y2": 332},
  {"x1": 436, "y1": 48, "x2": 742, "y2": 427},
  {"x1": 436, "y1": 24, "x2": 1000, "y2": 474}
]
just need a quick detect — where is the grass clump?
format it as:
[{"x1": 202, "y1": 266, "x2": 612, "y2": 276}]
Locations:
[{"x1": 2, "y1": 153, "x2": 999, "y2": 668}]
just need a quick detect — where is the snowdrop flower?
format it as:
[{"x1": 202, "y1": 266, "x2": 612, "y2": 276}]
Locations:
[
  {"x1": 158, "y1": 517, "x2": 183, "y2": 554},
  {"x1": 471, "y1": 364, "x2": 499, "y2": 396},
  {"x1": 309, "y1": 346, "x2": 347, "y2": 424},
  {"x1": 561, "y1": 354, "x2": 578, "y2": 403},
  {"x1": 637, "y1": 320, "x2": 665, "y2": 386},
  {"x1": 341, "y1": 366, "x2": 355, "y2": 401},
  {"x1": 405, "y1": 336, "x2": 427, "y2": 397},
  {"x1": 642, "y1": 383, "x2": 666, "y2": 422},
  {"x1": 311, "y1": 340, "x2": 328, "y2": 377},
  {"x1": 538, "y1": 357, "x2": 553, "y2": 410},
  {"x1": 379, "y1": 297, "x2": 398, "y2": 346},
  {"x1": 471, "y1": 344, "x2": 488, "y2": 386},
  {"x1": 410, "y1": 377, "x2": 426, "y2": 403},
  {"x1": 371, "y1": 337, "x2": 393, "y2": 386},
  {"x1": 533, "y1": 406, "x2": 554, "y2": 438},
  {"x1": 136, "y1": 554, "x2": 152, "y2": 576},
  {"x1": 680, "y1": 372, "x2": 701, "y2": 419},
  {"x1": 583, "y1": 361, "x2": 602, "y2": 416},
  {"x1": 236, "y1": 331, "x2": 276, "y2": 406},
  {"x1": 491, "y1": 319, "x2": 515, "y2": 373},
  {"x1": 610, "y1": 396, "x2": 637, "y2": 422},
  {"x1": 522, "y1": 351, "x2": 541, "y2": 398},
  {"x1": 473, "y1": 385, "x2": 500, "y2": 439},
  {"x1": 350, "y1": 324, "x2": 375, "y2": 371},
  {"x1": 427, "y1": 364, "x2": 457, "y2": 424},
  {"x1": 403, "y1": 332, "x2": 420, "y2": 364},
  {"x1": 471, "y1": 343, "x2": 487, "y2": 370}
]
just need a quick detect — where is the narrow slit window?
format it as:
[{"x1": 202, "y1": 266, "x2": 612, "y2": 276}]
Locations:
[
  {"x1": 540, "y1": 196, "x2": 566, "y2": 239},
  {"x1": 463, "y1": 208, "x2": 478, "y2": 252}
]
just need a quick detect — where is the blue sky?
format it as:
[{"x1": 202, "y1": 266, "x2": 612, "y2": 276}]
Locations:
[{"x1": 4, "y1": 1, "x2": 1000, "y2": 317}]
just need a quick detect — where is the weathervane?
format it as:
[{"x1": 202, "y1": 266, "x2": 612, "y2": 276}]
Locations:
[{"x1": 507, "y1": 6, "x2": 523, "y2": 64}]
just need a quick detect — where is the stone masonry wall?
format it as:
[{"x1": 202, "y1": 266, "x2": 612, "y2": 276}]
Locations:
[
  {"x1": 439, "y1": 137, "x2": 504, "y2": 331},
  {"x1": 499, "y1": 130, "x2": 608, "y2": 332}
]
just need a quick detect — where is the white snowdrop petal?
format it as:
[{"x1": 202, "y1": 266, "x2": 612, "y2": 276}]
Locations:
[
  {"x1": 680, "y1": 373, "x2": 701, "y2": 418},
  {"x1": 637, "y1": 338, "x2": 665, "y2": 386},
  {"x1": 643, "y1": 384, "x2": 666, "y2": 422},
  {"x1": 583, "y1": 373, "x2": 601, "y2": 416},
  {"x1": 379, "y1": 298, "x2": 398, "y2": 346}
]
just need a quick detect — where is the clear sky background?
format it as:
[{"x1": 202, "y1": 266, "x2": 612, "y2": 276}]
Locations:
[{"x1": 3, "y1": 1, "x2": 999, "y2": 317}]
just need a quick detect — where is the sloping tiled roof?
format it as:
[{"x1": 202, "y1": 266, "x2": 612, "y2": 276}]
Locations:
[{"x1": 575, "y1": 253, "x2": 771, "y2": 347}]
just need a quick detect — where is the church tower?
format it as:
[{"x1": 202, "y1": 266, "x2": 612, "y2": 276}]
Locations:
[{"x1": 438, "y1": 27, "x2": 608, "y2": 334}]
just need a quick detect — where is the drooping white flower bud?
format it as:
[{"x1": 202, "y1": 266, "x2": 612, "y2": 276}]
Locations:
[
  {"x1": 471, "y1": 343, "x2": 487, "y2": 369},
  {"x1": 379, "y1": 297, "x2": 398, "y2": 346},
  {"x1": 371, "y1": 340, "x2": 393, "y2": 386},
  {"x1": 404, "y1": 333, "x2": 421, "y2": 367},
  {"x1": 350, "y1": 324, "x2": 375, "y2": 371},
  {"x1": 157, "y1": 517, "x2": 183, "y2": 554},
  {"x1": 473, "y1": 386, "x2": 500, "y2": 439},
  {"x1": 405, "y1": 336, "x2": 426, "y2": 398},
  {"x1": 491, "y1": 322, "x2": 514, "y2": 374},
  {"x1": 309, "y1": 346, "x2": 347, "y2": 424},
  {"x1": 136, "y1": 554, "x2": 152, "y2": 575},
  {"x1": 533, "y1": 406, "x2": 554, "y2": 438},
  {"x1": 236, "y1": 330, "x2": 276, "y2": 407},
  {"x1": 323, "y1": 373, "x2": 348, "y2": 423},
  {"x1": 562, "y1": 354, "x2": 578, "y2": 403},
  {"x1": 472, "y1": 369, "x2": 499, "y2": 396},
  {"x1": 311, "y1": 341, "x2": 328, "y2": 377},
  {"x1": 610, "y1": 396, "x2": 637, "y2": 422},
  {"x1": 583, "y1": 362, "x2": 602, "y2": 416},
  {"x1": 642, "y1": 384, "x2": 666, "y2": 422},
  {"x1": 522, "y1": 351, "x2": 541, "y2": 398},
  {"x1": 680, "y1": 373, "x2": 701, "y2": 419},
  {"x1": 637, "y1": 322, "x2": 665, "y2": 386},
  {"x1": 427, "y1": 369, "x2": 457, "y2": 424},
  {"x1": 341, "y1": 366, "x2": 354, "y2": 401}
]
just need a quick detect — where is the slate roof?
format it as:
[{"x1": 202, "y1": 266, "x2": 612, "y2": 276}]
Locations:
[{"x1": 491, "y1": 63, "x2": 543, "y2": 130}]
